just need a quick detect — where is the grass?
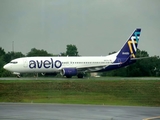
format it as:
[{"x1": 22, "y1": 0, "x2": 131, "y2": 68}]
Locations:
[{"x1": 0, "y1": 79, "x2": 160, "y2": 106}]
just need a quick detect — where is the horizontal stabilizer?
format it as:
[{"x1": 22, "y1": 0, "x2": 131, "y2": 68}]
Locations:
[{"x1": 131, "y1": 57, "x2": 150, "y2": 60}]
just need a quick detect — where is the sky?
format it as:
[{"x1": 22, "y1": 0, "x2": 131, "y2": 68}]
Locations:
[{"x1": 0, "y1": 0, "x2": 160, "y2": 56}]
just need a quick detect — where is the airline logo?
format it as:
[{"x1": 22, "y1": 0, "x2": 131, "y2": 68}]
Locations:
[
  {"x1": 127, "y1": 30, "x2": 140, "y2": 58},
  {"x1": 122, "y1": 52, "x2": 129, "y2": 55},
  {"x1": 29, "y1": 58, "x2": 62, "y2": 69}
]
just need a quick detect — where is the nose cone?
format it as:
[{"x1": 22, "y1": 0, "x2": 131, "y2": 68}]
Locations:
[
  {"x1": 3, "y1": 64, "x2": 10, "y2": 70},
  {"x1": 3, "y1": 64, "x2": 7, "y2": 69}
]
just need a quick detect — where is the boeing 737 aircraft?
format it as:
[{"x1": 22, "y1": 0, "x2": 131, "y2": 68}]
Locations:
[{"x1": 3, "y1": 28, "x2": 141, "y2": 78}]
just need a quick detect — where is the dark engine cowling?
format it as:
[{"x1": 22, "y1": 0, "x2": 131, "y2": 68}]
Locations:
[{"x1": 61, "y1": 68, "x2": 77, "y2": 78}]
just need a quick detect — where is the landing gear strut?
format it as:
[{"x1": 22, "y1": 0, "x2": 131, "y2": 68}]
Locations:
[{"x1": 16, "y1": 74, "x2": 21, "y2": 78}]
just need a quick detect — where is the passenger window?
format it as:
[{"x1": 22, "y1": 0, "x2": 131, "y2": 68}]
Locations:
[{"x1": 10, "y1": 61, "x2": 18, "y2": 64}]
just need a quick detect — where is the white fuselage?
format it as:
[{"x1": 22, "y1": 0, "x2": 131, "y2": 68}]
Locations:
[{"x1": 3, "y1": 55, "x2": 117, "y2": 74}]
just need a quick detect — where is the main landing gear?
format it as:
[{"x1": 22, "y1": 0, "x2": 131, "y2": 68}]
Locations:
[
  {"x1": 16, "y1": 74, "x2": 21, "y2": 78},
  {"x1": 77, "y1": 73, "x2": 84, "y2": 78},
  {"x1": 65, "y1": 73, "x2": 84, "y2": 78}
]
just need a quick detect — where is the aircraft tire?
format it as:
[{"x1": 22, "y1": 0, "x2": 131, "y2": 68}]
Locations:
[
  {"x1": 77, "y1": 73, "x2": 83, "y2": 78},
  {"x1": 66, "y1": 75, "x2": 72, "y2": 78}
]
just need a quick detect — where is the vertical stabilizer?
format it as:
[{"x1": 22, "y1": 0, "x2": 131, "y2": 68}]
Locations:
[{"x1": 117, "y1": 28, "x2": 141, "y2": 58}]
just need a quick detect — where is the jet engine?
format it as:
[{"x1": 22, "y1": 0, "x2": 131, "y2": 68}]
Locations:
[{"x1": 61, "y1": 68, "x2": 77, "y2": 78}]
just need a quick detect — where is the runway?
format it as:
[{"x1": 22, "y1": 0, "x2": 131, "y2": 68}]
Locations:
[
  {"x1": 0, "y1": 103, "x2": 160, "y2": 120},
  {"x1": 1, "y1": 77, "x2": 160, "y2": 80}
]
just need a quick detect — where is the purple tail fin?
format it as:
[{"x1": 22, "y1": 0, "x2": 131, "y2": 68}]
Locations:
[{"x1": 117, "y1": 28, "x2": 141, "y2": 58}]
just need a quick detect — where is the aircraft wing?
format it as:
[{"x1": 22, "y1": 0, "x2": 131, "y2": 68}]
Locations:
[{"x1": 75, "y1": 62, "x2": 121, "y2": 72}]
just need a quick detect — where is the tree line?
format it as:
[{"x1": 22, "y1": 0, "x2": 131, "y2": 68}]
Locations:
[{"x1": 0, "y1": 45, "x2": 160, "y2": 77}]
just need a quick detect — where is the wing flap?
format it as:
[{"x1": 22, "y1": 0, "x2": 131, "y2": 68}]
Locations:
[{"x1": 76, "y1": 63, "x2": 121, "y2": 72}]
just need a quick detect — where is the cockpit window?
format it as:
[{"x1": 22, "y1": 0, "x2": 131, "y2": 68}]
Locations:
[{"x1": 10, "y1": 61, "x2": 18, "y2": 64}]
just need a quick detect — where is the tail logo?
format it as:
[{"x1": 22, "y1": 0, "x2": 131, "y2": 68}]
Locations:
[{"x1": 127, "y1": 31, "x2": 140, "y2": 58}]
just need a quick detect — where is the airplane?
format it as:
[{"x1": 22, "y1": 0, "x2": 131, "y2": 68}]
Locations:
[{"x1": 3, "y1": 28, "x2": 141, "y2": 78}]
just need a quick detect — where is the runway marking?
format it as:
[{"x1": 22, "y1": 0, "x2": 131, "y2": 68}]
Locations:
[{"x1": 143, "y1": 116, "x2": 160, "y2": 120}]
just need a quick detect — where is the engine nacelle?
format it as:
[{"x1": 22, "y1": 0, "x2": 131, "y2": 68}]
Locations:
[{"x1": 61, "y1": 68, "x2": 77, "y2": 77}]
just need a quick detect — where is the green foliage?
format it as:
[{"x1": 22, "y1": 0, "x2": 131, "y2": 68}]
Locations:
[
  {"x1": 66, "y1": 44, "x2": 79, "y2": 56},
  {"x1": 0, "y1": 57, "x2": 5, "y2": 68},
  {"x1": 27, "y1": 48, "x2": 53, "y2": 56},
  {"x1": 60, "y1": 52, "x2": 67, "y2": 56},
  {"x1": 3, "y1": 51, "x2": 25, "y2": 63},
  {"x1": 0, "y1": 69, "x2": 14, "y2": 77},
  {"x1": 136, "y1": 49, "x2": 149, "y2": 57},
  {"x1": 0, "y1": 47, "x2": 5, "y2": 56}
]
